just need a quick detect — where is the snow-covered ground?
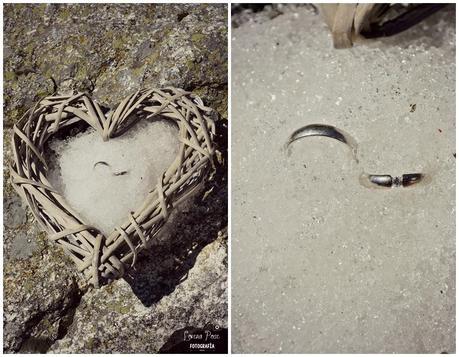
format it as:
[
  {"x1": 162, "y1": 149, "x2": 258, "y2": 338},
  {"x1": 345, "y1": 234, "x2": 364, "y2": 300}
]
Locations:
[
  {"x1": 48, "y1": 119, "x2": 179, "y2": 235},
  {"x1": 232, "y1": 6, "x2": 455, "y2": 353}
]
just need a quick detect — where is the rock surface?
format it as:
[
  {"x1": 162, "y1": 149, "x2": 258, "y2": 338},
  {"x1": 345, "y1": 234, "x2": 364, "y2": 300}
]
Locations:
[
  {"x1": 232, "y1": 5, "x2": 455, "y2": 354},
  {"x1": 50, "y1": 234, "x2": 227, "y2": 353},
  {"x1": 4, "y1": 3, "x2": 228, "y2": 126},
  {"x1": 3, "y1": 3, "x2": 227, "y2": 353}
]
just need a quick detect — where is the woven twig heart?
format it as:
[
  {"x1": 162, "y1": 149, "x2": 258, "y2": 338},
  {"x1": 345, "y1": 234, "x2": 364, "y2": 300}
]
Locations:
[{"x1": 10, "y1": 87, "x2": 217, "y2": 288}]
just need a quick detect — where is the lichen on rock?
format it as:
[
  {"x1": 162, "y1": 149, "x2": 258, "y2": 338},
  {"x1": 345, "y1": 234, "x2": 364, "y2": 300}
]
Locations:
[{"x1": 3, "y1": 3, "x2": 227, "y2": 353}]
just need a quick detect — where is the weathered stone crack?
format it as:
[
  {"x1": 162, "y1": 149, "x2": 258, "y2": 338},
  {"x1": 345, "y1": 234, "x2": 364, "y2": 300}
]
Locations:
[
  {"x1": 4, "y1": 4, "x2": 228, "y2": 353},
  {"x1": 6, "y1": 276, "x2": 86, "y2": 353},
  {"x1": 43, "y1": 285, "x2": 90, "y2": 352}
]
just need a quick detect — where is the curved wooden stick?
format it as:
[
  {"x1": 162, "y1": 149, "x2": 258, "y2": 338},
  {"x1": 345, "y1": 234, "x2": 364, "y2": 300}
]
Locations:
[{"x1": 10, "y1": 87, "x2": 218, "y2": 287}]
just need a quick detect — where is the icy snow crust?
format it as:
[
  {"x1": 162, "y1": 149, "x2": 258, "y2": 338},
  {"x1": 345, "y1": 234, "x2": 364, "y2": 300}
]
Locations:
[{"x1": 48, "y1": 119, "x2": 179, "y2": 235}]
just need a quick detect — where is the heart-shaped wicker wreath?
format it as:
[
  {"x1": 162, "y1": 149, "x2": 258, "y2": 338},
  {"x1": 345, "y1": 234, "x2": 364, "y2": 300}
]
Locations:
[{"x1": 10, "y1": 87, "x2": 217, "y2": 288}]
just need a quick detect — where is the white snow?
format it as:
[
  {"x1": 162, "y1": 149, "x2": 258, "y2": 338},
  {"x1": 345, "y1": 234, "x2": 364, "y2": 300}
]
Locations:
[
  {"x1": 232, "y1": 5, "x2": 455, "y2": 354},
  {"x1": 47, "y1": 119, "x2": 179, "y2": 235}
]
